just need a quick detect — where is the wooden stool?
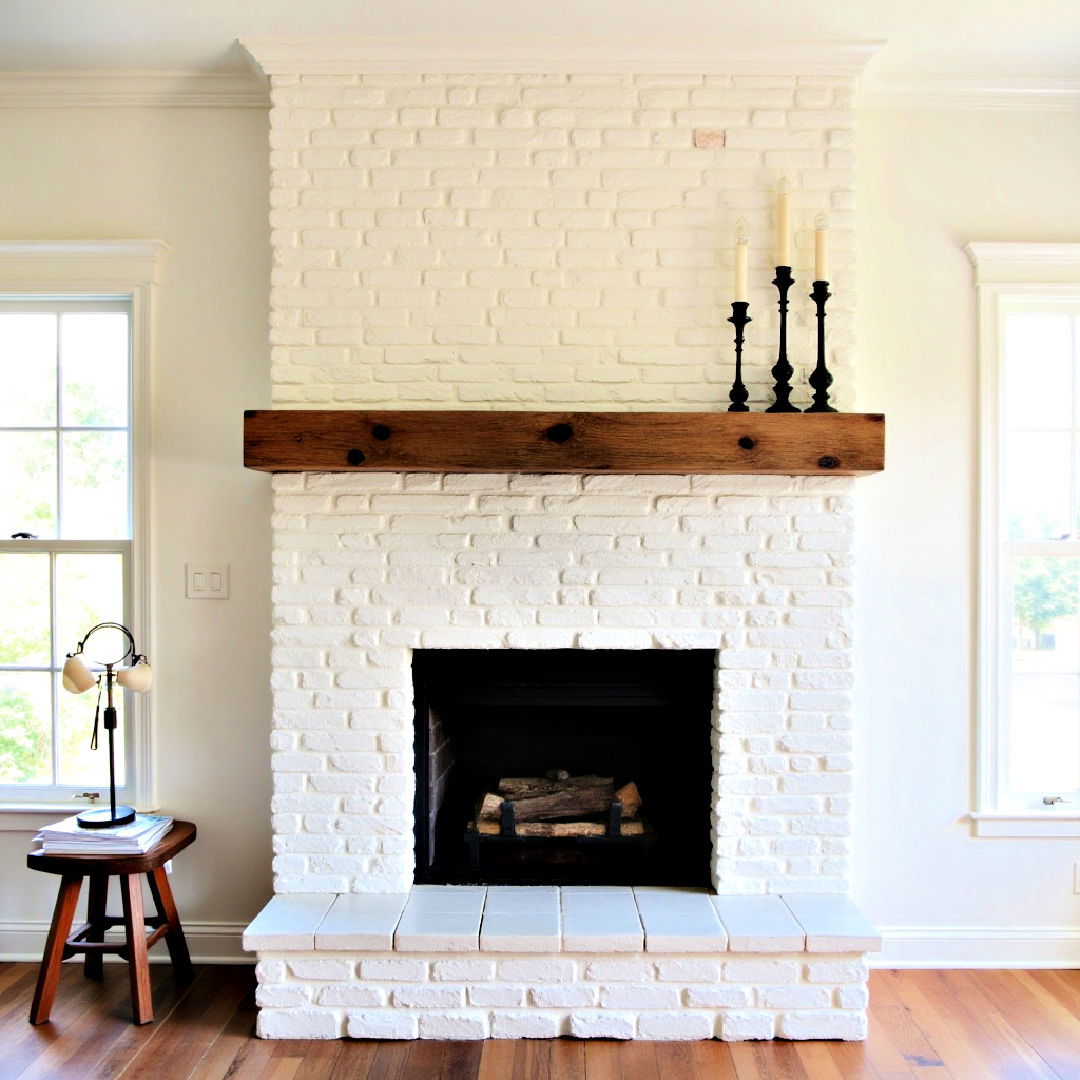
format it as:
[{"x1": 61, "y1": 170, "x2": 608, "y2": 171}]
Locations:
[{"x1": 26, "y1": 820, "x2": 196, "y2": 1025}]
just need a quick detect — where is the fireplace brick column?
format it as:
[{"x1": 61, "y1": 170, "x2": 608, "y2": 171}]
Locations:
[{"x1": 249, "y1": 60, "x2": 872, "y2": 1045}]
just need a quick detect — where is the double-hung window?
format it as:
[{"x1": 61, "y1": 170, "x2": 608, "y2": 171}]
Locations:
[
  {"x1": 970, "y1": 242, "x2": 1080, "y2": 835},
  {"x1": 0, "y1": 241, "x2": 166, "y2": 812}
]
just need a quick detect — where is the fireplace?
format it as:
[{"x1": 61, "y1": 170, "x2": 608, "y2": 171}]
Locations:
[
  {"x1": 413, "y1": 649, "x2": 715, "y2": 887},
  {"x1": 242, "y1": 52, "x2": 881, "y2": 1043}
]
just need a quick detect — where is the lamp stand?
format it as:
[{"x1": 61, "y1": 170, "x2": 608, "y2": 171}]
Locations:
[{"x1": 76, "y1": 664, "x2": 135, "y2": 829}]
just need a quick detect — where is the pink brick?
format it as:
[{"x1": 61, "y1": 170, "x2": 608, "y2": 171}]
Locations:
[{"x1": 693, "y1": 129, "x2": 726, "y2": 149}]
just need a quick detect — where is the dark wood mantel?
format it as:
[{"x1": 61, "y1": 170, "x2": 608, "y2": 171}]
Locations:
[{"x1": 243, "y1": 410, "x2": 885, "y2": 476}]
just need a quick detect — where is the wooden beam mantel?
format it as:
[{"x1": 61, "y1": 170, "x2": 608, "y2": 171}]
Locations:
[{"x1": 243, "y1": 410, "x2": 885, "y2": 476}]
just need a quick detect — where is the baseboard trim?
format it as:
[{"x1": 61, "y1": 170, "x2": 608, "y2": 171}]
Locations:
[
  {"x1": 0, "y1": 920, "x2": 250, "y2": 964},
  {"x1": 5, "y1": 921, "x2": 1078, "y2": 969},
  {"x1": 874, "y1": 927, "x2": 1080, "y2": 968}
]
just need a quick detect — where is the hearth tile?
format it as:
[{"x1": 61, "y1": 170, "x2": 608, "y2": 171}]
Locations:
[
  {"x1": 781, "y1": 894, "x2": 882, "y2": 952},
  {"x1": 480, "y1": 911, "x2": 562, "y2": 952},
  {"x1": 560, "y1": 885, "x2": 634, "y2": 895},
  {"x1": 401, "y1": 886, "x2": 487, "y2": 914},
  {"x1": 639, "y1": 909, "x2": 728, "y2": 953},
  {"x1": 484, "y1": 887, "x2": 560, "y2": 914},
  {"x1": 332, "y1": 892, "x2": 411, "y2": 911},
  {"x1": 411, "y1": 884, "x2": 487, "y2": 894},
  {"x1": 633, "y1": 887, "x2": 715, "y2": 915},
  {"x1": 710, "y1": 895, "x2": 806, "y2": 952},
  {"x1": 243, "y1": 894, "x2": 336, "y2": 951},
  {"x1": 394, "y1": 910, "x2": 482, "y2": 951},
  {"x1": 562, "y1": 912, "x2": 643, "y2": 952},
  {"x1": 560, "y1": 887, "x2": 639, "y2": 921},
  {"x1": 315, "y1": 893, "x2": 409, "y2": 950}
]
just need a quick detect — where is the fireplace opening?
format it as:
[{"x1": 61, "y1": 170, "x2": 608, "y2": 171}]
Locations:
[{"x1": 412, "y1": 649, "x2": 715, "y2": 887}]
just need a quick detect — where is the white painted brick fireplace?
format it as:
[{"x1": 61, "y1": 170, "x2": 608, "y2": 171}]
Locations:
[{"x1": 242, "y1": 45, "x2": 880, "y2": 1041}]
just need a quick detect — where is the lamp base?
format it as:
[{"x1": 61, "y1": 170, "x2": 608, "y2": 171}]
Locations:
[{"x1": 77, "y1": 805, "x2": 136, "y2": 829}]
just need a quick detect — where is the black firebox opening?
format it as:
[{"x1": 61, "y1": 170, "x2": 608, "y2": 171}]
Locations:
[{"x1": 412, "y1": 649, "x2": 715, "y2": 887}]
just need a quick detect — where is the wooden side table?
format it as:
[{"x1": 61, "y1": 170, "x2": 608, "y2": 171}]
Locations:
[{"x1": 26, "y1": 820, "x2": 197, "y2": 1025}]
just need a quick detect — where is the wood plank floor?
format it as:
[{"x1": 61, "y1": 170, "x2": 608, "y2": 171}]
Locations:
[{"x1": 1, "y1": 964, "x2": 1079, "y2": 1079}]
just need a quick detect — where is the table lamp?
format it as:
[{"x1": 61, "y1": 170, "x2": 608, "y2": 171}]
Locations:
[{"x1": 61, "y1": 621, "x2": 153, "y2": 829}]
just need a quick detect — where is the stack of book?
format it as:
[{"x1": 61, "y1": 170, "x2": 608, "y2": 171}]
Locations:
[{"x1": 34, "y1": 813, "x2": 174, "y2": 855}]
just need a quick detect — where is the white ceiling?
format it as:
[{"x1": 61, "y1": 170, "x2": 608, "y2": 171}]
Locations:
[{"x1": 0, "y1": 0, "x2": 1077, "y2": 79}]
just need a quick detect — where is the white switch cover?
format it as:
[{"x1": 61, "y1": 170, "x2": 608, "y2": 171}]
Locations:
[{"x1": 186, "y1": 562, "x2": 229, "y2": 599}]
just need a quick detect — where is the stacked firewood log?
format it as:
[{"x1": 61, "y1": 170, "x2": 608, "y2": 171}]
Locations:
[{"x1": 474, "y1": 771, "x2": 643, "y2": 836}]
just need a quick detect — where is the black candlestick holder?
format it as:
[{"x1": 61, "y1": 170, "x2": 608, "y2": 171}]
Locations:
[
  {"x1": 766, "y1": 265, "x2": 799, "y2": 412},
  {"x1": 727, "y1": 302, "x2": 751, "y2": 412},
  {"x1": 805, "y1": 280, "x2": 836, "y2": 412}
]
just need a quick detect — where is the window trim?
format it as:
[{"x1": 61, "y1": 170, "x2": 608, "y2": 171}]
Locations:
[
  {"x1": 0, "y1": 240, "x2": 169, "y2": 818},
  {"x1": 968, "y1": 241, "x2": 1080, "y2": 836}
]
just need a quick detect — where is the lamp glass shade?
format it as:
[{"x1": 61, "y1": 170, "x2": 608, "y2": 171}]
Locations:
[
  {"x1": 80, "y1": 624, "x2": 130, "y2": 667},
  {"x1": 61, "y1": 653, "x2": 96, "y2": 694},
  {"x1": 115, "y1": 659, "x2": 153, "y2": 692}
]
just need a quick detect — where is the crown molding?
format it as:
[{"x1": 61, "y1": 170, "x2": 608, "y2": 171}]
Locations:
[
  {"x1": 240, "y1": 36, "x2": 882, "y2": 78},
  {"x1": 0, "y1": 240, "x2": 172, "y2": 285},
  {"x1": 3, "y1": 56, "x2": 1071, "y2": 112},
  {"x1": 966, "y1": 242, "x2": 1080, "y2": 285},
  {"x1": 860, "y1": 73, "x2": 1080, "y2": 111},
  {"x1": 0, "y1": 70, "x2": 267, "y2": 108}
]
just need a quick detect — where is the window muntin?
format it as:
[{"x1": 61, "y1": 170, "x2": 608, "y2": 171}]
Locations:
[{"x1": 0, "y1": 299, "x2": 133, "y2": 800}]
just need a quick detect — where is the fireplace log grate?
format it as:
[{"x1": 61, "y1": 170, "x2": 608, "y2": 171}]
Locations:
[{"x1": 465, "y1": 797, "x2": 658, "y2": 870}]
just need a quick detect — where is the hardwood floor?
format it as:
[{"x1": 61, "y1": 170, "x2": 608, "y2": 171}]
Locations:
[{"x1": 2, "y1": 964, "x2": 1079, "y2": 1079}]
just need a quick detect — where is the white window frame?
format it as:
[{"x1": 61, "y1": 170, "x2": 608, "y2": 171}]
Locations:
[
  {"x1": 968, "y1": 241, "x2": 1080, "y2": 837},
  {"x1": 0, "y1": 241, "x2": 168, "y2": 824}
]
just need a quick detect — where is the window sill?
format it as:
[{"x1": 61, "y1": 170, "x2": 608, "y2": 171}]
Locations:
[
  {"x1": 0, "y1": 805, "x2": 80, "y2": 832},
  {"x1": 970, "y1": 811, "x2": 1080, "y2": 837},
  {"x1": 0, "y1": 802, "x2": 158, "y2": 832}
]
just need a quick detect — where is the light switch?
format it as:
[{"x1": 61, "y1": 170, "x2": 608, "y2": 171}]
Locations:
[{"x1": 186, "y1": 562, "x2": 229, "y2": 599}]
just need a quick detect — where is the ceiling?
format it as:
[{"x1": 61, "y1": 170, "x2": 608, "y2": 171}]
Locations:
[{"x1": 0, "y1": 0, "x2": 1077, "y2": 79}]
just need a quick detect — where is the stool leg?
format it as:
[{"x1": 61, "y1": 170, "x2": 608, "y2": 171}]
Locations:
[
  {"x1": 147, "y1": 865, "x2": 194, "y2": 982},
  {"x1": 119, "y1": 874, "x2": 153, "y2": 1025},
  {"x1": 84, "y1": 873, "x2": 108, "y2": 980},
  {"x1": 30, "y1": 874, "x2": 82, "y2": 1025}
]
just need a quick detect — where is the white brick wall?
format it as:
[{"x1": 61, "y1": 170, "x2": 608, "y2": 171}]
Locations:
[
  {"x1": 267, "y1": 72, "x2": 856, "y2": 411},
  {"x1": 254, "y1": 949, "x2": 868, "y2": 1041},
  {"x1": 270, "y1": 471, "x2": 854, "y2": 895},
  {"x1": 259, "y1": 65, "x2": 865, "y2": 1040}
]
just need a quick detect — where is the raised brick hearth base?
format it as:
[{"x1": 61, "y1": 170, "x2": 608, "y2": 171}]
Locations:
[{"x1": 245, "y1": 887, "x2": 879, "y2": 1040}]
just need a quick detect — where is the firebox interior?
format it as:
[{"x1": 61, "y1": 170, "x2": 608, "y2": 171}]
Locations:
[{"x1": 412, "y1": 649, "x2": 716, "y2": 887}]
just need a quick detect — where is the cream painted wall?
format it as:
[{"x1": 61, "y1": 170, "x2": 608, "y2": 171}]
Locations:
[
  {"x1": 856, "y1": 108, "x2": 1080, "y2": 964},
  {"x1": 1, "y1": 103, "x2": 1078, "y2": 965},
  {"x1": 0, "y1": 108, "x2": 273, "y2": 960}
]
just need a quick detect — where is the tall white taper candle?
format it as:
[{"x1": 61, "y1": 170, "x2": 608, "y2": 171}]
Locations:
[
  {"x1": 775, "y1": 178, "x2": 791, "y2": 266},
  {"x1": 814, "y1": 213, "x2": 829, "y2": 281},
  {"x1": 734, "y1": 219, "x2": 748, "y2": 303}
]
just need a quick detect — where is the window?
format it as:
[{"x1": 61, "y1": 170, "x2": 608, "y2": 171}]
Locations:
[
  {"x1": 0, "y1": 241, "x2": 167, "y2": 811},
  {"x1": 0, "y1": 300, "x2": 133, "y2": 800},
  {"x1": 970, "y1": 242, "x2": 1080, "y2": 835}
]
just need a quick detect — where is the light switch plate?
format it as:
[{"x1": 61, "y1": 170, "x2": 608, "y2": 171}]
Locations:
[{"x1": 186, "y1": 562, "x2": 229, "y2": 599}]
